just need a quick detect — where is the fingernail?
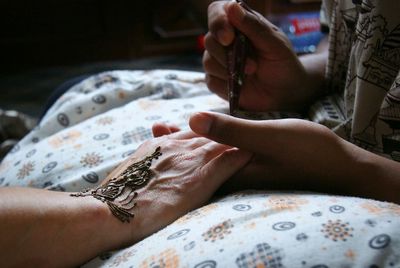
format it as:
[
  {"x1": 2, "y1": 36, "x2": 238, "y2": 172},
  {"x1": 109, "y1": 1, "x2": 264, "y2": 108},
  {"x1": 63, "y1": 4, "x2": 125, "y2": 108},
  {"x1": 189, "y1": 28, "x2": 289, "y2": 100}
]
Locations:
[
  {"x1": 190, "y1": 113, "x2": 213, "y2": 135},
  {"x1": 217, "y1": 29, "x2": 228, "y2": 45}
]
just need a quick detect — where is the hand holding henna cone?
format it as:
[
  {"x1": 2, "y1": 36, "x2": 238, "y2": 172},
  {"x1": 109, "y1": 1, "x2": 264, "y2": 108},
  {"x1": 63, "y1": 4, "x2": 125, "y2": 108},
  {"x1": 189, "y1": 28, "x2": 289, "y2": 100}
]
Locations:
[{"x1": 227, "y1": 0, "x2": 253, "y2": 116}]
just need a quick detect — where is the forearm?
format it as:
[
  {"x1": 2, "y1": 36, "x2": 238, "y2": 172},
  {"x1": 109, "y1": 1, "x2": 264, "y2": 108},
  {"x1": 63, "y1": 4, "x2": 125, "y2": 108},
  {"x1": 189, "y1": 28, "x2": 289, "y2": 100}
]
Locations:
[
  {"x1": 0, "y1": 187, "x2": 128, "y2": 267},
  {"x1": 300, "y1": 129, "x2": 400, "y2": 204},
  {"x1": 195, "y1": 113, "x2": 400, "y2": 203},
  {"x1": 344, "y1": 141, "x2": 400, "y2": 204},
  {"x1": 298, "y1": 36, "x2": 329, "y2": 100},
  {"x1": 0, "y1": 184, "x2": 208, "y2": 266}
]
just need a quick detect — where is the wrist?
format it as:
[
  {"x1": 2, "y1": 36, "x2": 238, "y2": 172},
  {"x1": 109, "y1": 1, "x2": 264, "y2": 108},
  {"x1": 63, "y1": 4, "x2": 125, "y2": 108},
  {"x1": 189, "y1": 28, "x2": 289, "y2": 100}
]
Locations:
[
  {"x1": 354, "y1": 153, "x2": 400, "y2": 204},
  {"x1": 0, "y1": 188, "x2": 129, "y2": 267},
  {"x1": 299, "y1": 52, "x2": 328, "y2": 99},
  {"x1": 340, "y1": 141, "x2": 400, "y2": 204},
  {"x1": 85, "y1": 188, "x2": 173, "y2": 250},
  {"x1": 68, "y1": 192, "x2": 133, "y2": 251},
  {"x1": 51, "y1": 192, "x2": 122, "y2": 266}
]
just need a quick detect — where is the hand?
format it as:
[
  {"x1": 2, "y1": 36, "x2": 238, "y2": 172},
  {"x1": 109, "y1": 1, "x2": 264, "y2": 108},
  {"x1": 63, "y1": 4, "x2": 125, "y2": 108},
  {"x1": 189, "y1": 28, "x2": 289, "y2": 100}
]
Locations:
[
  {"x1": 101, "y1": 129, "x2": 252, "y2": 246},
  {"x1": 204, "y1": 1, "x2": 322, "y2": 112},
  {"x1": 152, "y1": 122, "x2": 181, "y2": 137},
  {"x1": 189, "y1": 112, "x2": 400, "y2": 203},
  {"x1": 0, "y1": 128, "x2": 251, "y2": 267}
]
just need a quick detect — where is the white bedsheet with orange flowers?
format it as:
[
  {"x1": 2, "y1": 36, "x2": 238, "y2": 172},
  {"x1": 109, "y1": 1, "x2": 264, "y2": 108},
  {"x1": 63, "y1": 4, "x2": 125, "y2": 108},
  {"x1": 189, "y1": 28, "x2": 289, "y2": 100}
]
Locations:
[{"x1": 0, "y1": 70, "x2": 399, "y2": 267}]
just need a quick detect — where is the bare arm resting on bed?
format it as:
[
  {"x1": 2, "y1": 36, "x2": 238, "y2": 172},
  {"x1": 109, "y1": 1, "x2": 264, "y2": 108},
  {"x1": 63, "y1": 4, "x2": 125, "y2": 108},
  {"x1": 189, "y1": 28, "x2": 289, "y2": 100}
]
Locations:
[{"x1": 0, "y1": 130, "x2": 251, "y2": 267}]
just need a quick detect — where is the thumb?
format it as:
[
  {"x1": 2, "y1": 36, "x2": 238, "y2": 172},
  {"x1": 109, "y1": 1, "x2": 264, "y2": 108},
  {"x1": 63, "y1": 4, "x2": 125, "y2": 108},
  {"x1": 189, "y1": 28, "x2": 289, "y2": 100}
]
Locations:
[
  {"x1": 226, "y1": 1, "x2": 288, "y2": 53},
  {"x1": 189, "y1": 112, "x2": 275, "y2": 154}
]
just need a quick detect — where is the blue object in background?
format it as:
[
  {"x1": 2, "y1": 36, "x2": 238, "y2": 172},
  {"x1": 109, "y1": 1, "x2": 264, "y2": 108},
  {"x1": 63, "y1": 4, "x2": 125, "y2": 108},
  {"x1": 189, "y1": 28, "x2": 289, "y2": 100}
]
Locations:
[{"x1": 270, "y1": 11, "x2": 325, "y2": 54}]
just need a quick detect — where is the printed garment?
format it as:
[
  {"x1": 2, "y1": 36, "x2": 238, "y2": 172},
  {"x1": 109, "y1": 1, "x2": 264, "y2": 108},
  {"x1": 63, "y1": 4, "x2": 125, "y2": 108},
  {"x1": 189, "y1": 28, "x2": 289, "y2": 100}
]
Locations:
[{"x1": 311, "y1": 0, "x2": 400, "y2": 161}]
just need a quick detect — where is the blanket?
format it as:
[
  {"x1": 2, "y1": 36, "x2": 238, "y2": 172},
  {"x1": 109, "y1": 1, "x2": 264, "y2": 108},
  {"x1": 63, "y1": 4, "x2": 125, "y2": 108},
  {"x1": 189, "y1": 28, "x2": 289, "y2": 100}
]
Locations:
[{"x1": 0, "y1": 70, "x2": 399, "y2": 267}]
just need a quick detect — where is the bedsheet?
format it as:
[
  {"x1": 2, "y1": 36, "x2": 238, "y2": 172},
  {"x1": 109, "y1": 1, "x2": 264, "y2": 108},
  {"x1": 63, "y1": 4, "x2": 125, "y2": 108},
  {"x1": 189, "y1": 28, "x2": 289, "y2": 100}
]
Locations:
[
  {"x1": 0, "y1": 70, "x2": 399, "y2": 267},
  {"x1": 84, "y1": 191, "x2": 400, "y2": 268}
]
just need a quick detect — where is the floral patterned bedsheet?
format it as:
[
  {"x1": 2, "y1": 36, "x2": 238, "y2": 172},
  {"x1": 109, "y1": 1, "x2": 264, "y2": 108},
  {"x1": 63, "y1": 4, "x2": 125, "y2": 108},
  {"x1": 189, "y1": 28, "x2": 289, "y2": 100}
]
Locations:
[
  {"x1": 0, "y1": 70, "x2": 399, "y2": 267},
  {"x1": 85, "y1": 191, "x2": 400, "y2": 268}
]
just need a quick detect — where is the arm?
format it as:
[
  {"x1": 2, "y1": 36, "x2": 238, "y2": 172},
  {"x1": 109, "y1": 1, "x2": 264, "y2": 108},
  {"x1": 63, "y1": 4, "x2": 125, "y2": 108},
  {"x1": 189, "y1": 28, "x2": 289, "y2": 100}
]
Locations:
[
  {"x1": 298, "y1": 35, "x2": 329, "y2": 98},
  {"x1": 0, "y1": 130, "x2": 252, "y2": 267},
  {"x1": 0, "y1": 188, "x2": 114, "y2": 267},
  {"x1": 189, "y1": 112, "x2": 400, "y2": 204},
  {"x1": 204, "y1": 1, "x2": 329, "y2": 112}
]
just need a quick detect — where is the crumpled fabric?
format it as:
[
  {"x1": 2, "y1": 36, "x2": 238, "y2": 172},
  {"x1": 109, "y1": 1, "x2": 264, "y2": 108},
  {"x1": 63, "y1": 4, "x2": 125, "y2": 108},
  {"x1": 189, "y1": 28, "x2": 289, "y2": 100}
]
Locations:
[{"x1": 0, "y1": 109, "x2": 37, "y2": 161}]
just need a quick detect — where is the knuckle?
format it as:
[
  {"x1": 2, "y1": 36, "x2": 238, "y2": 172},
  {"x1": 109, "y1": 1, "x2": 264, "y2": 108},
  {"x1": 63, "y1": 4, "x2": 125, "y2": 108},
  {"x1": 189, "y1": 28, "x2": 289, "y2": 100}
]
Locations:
[
  {"x1": 157, "y1": 138, "x2": 178, "y2": 153},
  {"x1": 203, "y1": 32, "x2": 213, "y2": 50},
  {"x1": 202, "y1": 52, "x2": 213, "y2": 72},
  {"x1": 208, "y1": 1, "x2": 226, "y2": 18},
  {"x1": 197, "y1": 145, "x2": 215, "y2": 159},
  {"x1": 212, "y1": 16, "x2": 227, "y2": 32},
  {"x1": 205, "y1": 74, "x2": 216, "y2": 91},
  {"x1": 207, "y1": 1, "x2": 218, "y2": 15}
]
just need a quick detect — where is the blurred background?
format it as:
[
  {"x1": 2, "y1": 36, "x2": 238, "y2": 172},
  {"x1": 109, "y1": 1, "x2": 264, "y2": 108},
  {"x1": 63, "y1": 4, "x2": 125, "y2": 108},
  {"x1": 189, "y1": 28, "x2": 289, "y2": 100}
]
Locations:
[{"x1": 0, "y1": 0, "x2": 322, "y2": 158}]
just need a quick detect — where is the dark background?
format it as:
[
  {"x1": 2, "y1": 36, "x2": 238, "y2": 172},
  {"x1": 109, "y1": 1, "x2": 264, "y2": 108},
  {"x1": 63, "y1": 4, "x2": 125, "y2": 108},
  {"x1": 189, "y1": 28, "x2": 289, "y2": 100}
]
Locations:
[
  {"x1": 0, "y1": 0, "x2": 321, "y2": 117},
  {"x1": 0, "y1": 0, "x2": 212, "y2": 116}
]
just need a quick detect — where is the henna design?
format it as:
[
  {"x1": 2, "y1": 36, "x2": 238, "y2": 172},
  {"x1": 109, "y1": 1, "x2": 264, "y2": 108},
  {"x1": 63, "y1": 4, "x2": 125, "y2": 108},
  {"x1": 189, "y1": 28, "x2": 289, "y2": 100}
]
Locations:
[{"x1": 71, "y1": 146, "x2": 162, "y2": 223}]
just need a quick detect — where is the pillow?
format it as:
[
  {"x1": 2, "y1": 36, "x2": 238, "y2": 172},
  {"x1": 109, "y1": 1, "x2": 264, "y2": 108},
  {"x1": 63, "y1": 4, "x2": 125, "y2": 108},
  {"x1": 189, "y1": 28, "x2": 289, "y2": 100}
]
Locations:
[{"x1": 84, "y1": 191, "x2": 400, "y2": 268}]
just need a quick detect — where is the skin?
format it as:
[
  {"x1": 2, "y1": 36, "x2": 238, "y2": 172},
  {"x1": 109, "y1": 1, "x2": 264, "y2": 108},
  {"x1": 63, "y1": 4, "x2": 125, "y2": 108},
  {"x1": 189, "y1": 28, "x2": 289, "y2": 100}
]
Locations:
[
  {"x1": 1, "y1": 1, "x2": 399, "y2": 266},
  {"x1": 203, "y1": 1, "x2": 327, "y2": 112},
  {"x1": 0, "y1": 130, "x2": 252, "y2": 267},
  {"x1": 184, "y1": 1, "x2": 400, "y2": 204},
  {"x1": 187, "y1": 112, "x2": 400, "y2": 205}
]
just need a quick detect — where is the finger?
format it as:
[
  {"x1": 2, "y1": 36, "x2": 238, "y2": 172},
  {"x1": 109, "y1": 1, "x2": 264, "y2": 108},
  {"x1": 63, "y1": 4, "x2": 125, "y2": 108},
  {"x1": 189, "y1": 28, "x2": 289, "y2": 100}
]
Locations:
[
  {"x1": 152, "y1": 123, "x2": 181, "y2": 136},
  {"x1": 208, "y1": 1, "x2": 235, "y2": 46},
  {"x1": 167, "y1": 130, "x2": 200, "y2": 141},
  {"x1": 152, "y1": 123, "x2": 174, "y2": 137},
  {"x1": 189, "y1": 112, "x2": 278, "y2": 154},
  {"x1": 168, "y1": 125, "x2": 181, "y2": 133},
  {"x1": 201, "y1": 148, "x2": 253, "y2": 189},
  {"x1": 244, "y1": 58, "x2": 258, "y2": 75},
  {"x1": 204, "y1": 32, "x2": 227, "y2": 67},
  {"x1": 205, "y1": 74, "x2": 228, "y2": 100},
  {"x1": 185, "y1": 137, "x2": 214, "y2": 149},
  {"x1": 225, "y1": 1, "x2": 286, "y2": 53},
  {"x1": 194, "y1": 140, "x2": 232, "y2": 162},
  {"x1": 202, "y1": 51, "x2": 228, "y2": 80}
]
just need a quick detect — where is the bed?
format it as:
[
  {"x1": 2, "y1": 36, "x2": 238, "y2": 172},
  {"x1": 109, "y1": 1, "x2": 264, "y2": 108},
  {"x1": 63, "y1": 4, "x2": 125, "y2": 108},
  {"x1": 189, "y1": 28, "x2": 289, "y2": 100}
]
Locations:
[{"x1": 0, "y1": 69, "x2": 399, "y2": 267}]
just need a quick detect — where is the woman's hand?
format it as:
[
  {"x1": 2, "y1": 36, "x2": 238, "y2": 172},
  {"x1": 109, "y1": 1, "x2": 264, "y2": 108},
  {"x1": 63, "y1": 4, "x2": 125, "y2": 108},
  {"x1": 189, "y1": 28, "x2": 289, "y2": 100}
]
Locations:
[
  {"x1": 189, "y1": 112, "x2": 400, "y2": 203},
  {"x1": 100, "y1": 129, "x2": 252, "y2": 247},
  {"x1": 0, "y1": 128, "x2": 251, "y2": 267},
  {"x1": 204, "y1": 1, "x2": 325, "y2": 112}
]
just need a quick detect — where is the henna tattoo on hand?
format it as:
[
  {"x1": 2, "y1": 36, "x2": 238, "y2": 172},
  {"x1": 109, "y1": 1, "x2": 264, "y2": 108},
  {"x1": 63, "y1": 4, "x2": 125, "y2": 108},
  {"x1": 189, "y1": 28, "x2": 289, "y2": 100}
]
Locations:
[{"x1": 71, "y1": 146, "x2": 162, "y2": 223}]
